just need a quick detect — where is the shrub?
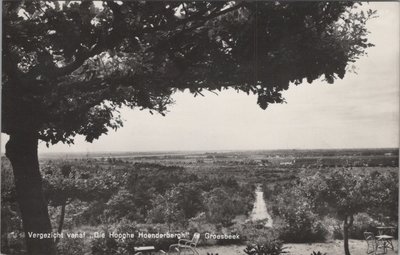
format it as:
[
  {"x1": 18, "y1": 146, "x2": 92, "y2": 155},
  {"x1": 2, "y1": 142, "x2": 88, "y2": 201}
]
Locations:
[
  {"x1": 331, "y1": 213, "x2": 376, "y2": 240},
  {"x1": 276, "y1": 206, "x2": 328, "y2": 243},
  {"x1": 91, "y1": 235, "x2": 121, "y2": 255},
  {"x1": 243, "y1": 239, "x2": 287, "y2": 255},
  {"x1": 240, "y1": 222, "x2": 277, "y2": 244},
  {"x1": 204, "y1": 188, "x2": 237, "y2": 227},
  {"x1": 265, "y1": 181, "x2": 328, "y2": 243},
  {"x1": 57, "y1": 237, "x2": 87, "y2": 255},
  {"x1": 241, "y1": 224, "x2": 286, "y2": 255},
  {"x1": 349, "y1": 213, "x2": 376, "y2": 240}
]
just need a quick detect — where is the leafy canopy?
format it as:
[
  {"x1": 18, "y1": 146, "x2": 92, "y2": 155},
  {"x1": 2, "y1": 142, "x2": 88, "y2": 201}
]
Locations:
[
  {"x1": 2, "y1": 1, "x2": 375, "y2": 145},
  {"x1": 297, "y1": 169, "x2": 398, "y2": 220}
]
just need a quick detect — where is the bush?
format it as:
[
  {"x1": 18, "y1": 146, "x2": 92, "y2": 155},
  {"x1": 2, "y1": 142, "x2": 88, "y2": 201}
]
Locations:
[
  {"x1": 243, "y1": 239, "x2": 287, "y2": 255},
  {"x1": 349, "y1": 213, "x2": 377, "y2": 240},
  {"x1": 332, "y1": 226, "x2": 343, "y2": 240},
  {"x1": 204, "y1": 188, "x2": 237, "y2": 227},
  {"x1": 331, "y1": 213, "x2": 377, "y2": 240},
  {"x1": 276, "y1": 206, "x2": 328, "y2": 243},
  {"x1": 265, "y1": 181, "x2": 328, "y2": 243},
  {"x1": 91, "y1": 234, "x2": 121, "y2": 255},
  {"x1": 239, "y1": 222, "x2": 277, "y2": 244},
  {"x1": 57, "y1": 237, "x2": 87, "y2": 255}
]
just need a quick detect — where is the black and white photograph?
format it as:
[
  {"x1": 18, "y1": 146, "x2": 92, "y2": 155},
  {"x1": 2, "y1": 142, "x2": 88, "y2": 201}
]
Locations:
[{"x1": 1, "y1": 1, "x2": 399, "y2": 255}]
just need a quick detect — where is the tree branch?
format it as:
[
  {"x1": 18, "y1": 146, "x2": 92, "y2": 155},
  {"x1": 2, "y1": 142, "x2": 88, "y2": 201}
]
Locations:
[
  {"x1": 28, "y1": 1, "x2": 125, "y2": 80},
  {"x1": 147, "y1": 2, "x2": 245, "y2": 55}
]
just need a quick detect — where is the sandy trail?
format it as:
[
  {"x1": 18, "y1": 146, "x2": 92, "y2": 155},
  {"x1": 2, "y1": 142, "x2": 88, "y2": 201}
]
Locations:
[{"x1": 250, "y1": 185, "x2": 273, "y2": 227}]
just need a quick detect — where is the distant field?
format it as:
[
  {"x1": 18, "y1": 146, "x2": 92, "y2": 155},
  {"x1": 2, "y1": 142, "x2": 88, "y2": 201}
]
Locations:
[{"x1": 35, "y1": 148, "x2": 399, "y2": 185}]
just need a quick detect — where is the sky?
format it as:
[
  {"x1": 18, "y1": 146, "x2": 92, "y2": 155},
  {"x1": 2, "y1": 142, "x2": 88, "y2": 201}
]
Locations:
[{"x1": 1, "y1": 2, "x2": 399, "y2": 153}]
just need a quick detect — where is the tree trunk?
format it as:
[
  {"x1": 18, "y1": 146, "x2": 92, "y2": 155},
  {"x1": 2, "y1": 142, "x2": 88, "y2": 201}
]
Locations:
[
  {"x1": 1, "y1": 206, "x2": 10, "y2": 253},
  {"x1": 5, "y1": 132, "x2": 56, "y2": 255},
  {"x1": 343, "y1": 215, "x2": 353, "y2": 255},
  {"x1": 55, "y1": 202, "x2": 66, "y2": 244}
]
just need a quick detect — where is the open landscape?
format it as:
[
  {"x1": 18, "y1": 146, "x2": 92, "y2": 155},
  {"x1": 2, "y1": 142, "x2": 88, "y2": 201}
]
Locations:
[
  {"x1": 1, "y1": 148, "x2": 398, "y2": 255},
  {"x1": 2, "y1": 1, "x2": 398, "y2": 255}
]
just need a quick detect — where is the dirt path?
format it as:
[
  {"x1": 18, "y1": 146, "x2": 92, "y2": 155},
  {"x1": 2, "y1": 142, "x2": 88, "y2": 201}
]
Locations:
[{"x1": 249, "y1": 185, "x2": 273, "y2": 227}]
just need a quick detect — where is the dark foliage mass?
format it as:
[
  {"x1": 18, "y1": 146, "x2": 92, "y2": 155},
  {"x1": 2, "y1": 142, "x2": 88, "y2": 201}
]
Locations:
[
  {"x1": 3, "y1": 1, "x2": 374, "y2": 144},
  {"x1": 244, "y1": 239, "x2": 287, "y2": 255}
]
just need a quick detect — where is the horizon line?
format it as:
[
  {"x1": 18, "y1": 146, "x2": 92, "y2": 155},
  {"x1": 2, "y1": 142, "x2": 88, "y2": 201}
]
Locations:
[{"x1": 28, "y1": 147, "x2": 400, "y2": 155}]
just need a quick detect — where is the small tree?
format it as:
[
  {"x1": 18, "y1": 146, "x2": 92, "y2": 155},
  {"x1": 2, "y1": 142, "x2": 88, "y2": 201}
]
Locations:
[
  {"x1": 366, "y1": 171, "x2": 399, "y2": 222},
  {"x1": 298, "y1": 169, "x2": 398, "y2": 255},
  {"x1": 42, "y1": 163, "x2": 117, "y2": 242},
  {"x1": 204, "y1": 188, "x2": 237, "y2": 227},
  {"x1": 173, "y1": 183, "x2": 203, "y2": 220},
  {"x1": 148, "y1": 187, "x2": 185, "y2": 231}
]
